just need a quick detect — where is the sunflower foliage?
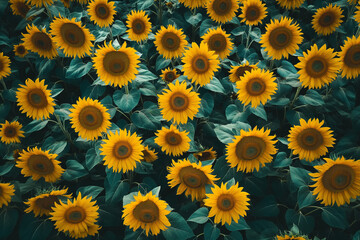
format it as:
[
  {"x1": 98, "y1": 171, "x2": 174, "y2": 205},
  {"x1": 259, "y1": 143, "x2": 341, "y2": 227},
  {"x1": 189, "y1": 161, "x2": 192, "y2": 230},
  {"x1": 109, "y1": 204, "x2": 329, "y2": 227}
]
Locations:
[{"x1": 1, "y1": 0, "x2": 360, "y2": 239}]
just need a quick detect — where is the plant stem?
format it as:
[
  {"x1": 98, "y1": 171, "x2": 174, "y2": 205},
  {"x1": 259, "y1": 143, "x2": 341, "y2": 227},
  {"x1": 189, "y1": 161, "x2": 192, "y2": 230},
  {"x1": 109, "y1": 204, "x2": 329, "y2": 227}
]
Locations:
[
  {"x1": 246, "y1": 25, "x2": 252, "y2": 49},
  {"x1": 124, "y1": 84, "x2": 129, "y2": 94},
  {"x1": 0, "y1": 78, "x2": 7, "y2": 90},
  {"x1": 55, "y1": 114, "x2": 74, "y2": 145},
  {"x1": 290, "y1": 86, "x2": 302, "y2": 108}
]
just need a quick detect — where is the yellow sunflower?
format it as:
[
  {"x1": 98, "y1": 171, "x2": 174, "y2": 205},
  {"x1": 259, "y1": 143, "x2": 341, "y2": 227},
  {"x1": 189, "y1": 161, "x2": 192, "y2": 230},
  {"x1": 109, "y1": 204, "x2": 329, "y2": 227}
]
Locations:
[
  {"x1": 93, "y1": 41, "x2": 140, "y2": 87},
  {"x1": 69, "y1": 97, "x2": 111, "y2": 141},
  {"x1": 167, "y1": 158, "x2": 218, "y2": 201},
  {"x1": 0, "y1": 52, "x2": 11, "y2": 80},
  {"x1": 182, "y1": 42, "x2": 220, "y2": 86},
  {"x1": 178, "y1": 0, "x2": 207, "y2": 9},
  {"x1": 0, "y1": 183, "x2": 15, "y2": 208},
  {"x1": 22, "y1": 25, "x2": 58, "y2": 59},
  {"x1": 50, "y1": 16, "x2": 95, "y2": 58},
  {"x1": 13, "y1": 149, "x2": 22, "y2": 162},
  {"x1": 160, "y1": 68, "x2": 180, "y2": 83},
  {"x1": 309, "y1": 156, "x2": 360, "y2": 206},
  {"x1": 26, "y1": 0, "x2": 53, "y2": 7},
  {"x1": 14, "y1": 44, "x2": 28, "y2": 57},
  {"x1": 226, "y1": 126, "x2": 277, "y2": 173},
  {"x1": 204, "y1": 182, "x2": 250, "y2": 225},
  {"x1": 276, "y1": 235, "x2": 306, "y2": 240},
  {"x1": 141, "y1": 146, "x2": 158, "y2": 163},
  {"x1": 16, "y1": 147, "x2": 64, "y2": 183},
  {"x1": 235, "y1": 68, "x2": 277, "y2": 108},
  {"x1": 16, "y1": 78, "x2": 56, "y2": 120},
  {"x1": 355, "y1": 6, "x2": 360, "y2": 25},
  {"x1": 206, "y1": 0, "x2": 240, "y2": 24},
  {"x1": 158, "y1": 80, "x2": 201, "y2": 124},
  {"x1": 69, "y1": 224, "x2": 101, "y2": 239},
  {"x1": 122, "y1": 191, "x2": 171, "y2": 236},
  {"x1": 239, "y1": 0, "x2": 267, "y2": 26},
  {"x1": 259, "y1": 16, "x2": 303, "y2": 60},
  {"x1": 338, "y1": 35, "x2": 360, "y2": 79},
  {"x1": 24, "y1": 189, "x2": 72, "y2": 217},
  {"x1": 100, "y1": 129, "x2": 144, "y2": 173},
  {"x1": 201, "y1": 27, "x2": 234, "y2": 60},
  {"x1": 312, "y1": 4, "x2": 343, "y2": 36},
  {"x1": 275, "y1": 0, "x2": 305, "y2": 9},
  {"x1": 0, "y1": 120, "x2": 25, "y2": 144},
  {"x1": 9, "y1": 0, "x2": 31, "y2": 18},
  {"x1": 348, "y1": 0, "x2": 357, "y2": 4},
  {"x1": 154, "y1": 125, "x2": 191, "y2": 156},
  {"x1": 50, "y1": 192, "x2": 100, "y2": 238},
  {"x1": 87, "y1": 0, "x2": 116, "y2": 28},
  {"x1": 60, "y1": 0, "x2": 70, "y2": 8},
  {"x1": 288, "y1": 118, "x2": 335, "y2": 162},
  {"x1": 194, "y1": 147, "x2": 217, "y2": 161},
  {"x1": 154, "y1": 25, "x2": 188, "y2": 59},
  {"x1": 126, "y1": 10, "x2": 152, "y2": 42},
  {"x1": 229, "y1": 62, "x2": 258, "y2": 83}
]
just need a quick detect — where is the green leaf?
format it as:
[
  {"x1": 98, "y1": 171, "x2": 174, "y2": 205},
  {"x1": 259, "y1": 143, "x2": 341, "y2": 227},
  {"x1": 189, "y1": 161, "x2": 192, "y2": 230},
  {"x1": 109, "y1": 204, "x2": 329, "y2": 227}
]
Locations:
[
  {"x1": 214, "y1": 124, "x2": 236, "y2": 144},
  {"x1": 249, "y1": 27, "x2": 261, "y2": 42},
  {"x1": 321, "y1": 207, "x2": 349, "y2": 230},
  {"x1": 65, "y1": 58, "x2": 92, "y2": 79},
  {"x1": 137, "y1": 0, "x2": 153, "y2": 9},
  {"x1": 151, "y1": 186, "x2": 161, "y2": 197},
  {"x1": 85, "y1": 148, "x2": 103, "y2": 171},
  {"x1": 225, "y1": 217, "x2": 250, "y2": 231},
  {"x1": 23, "y1": 120, "x2": 48, "y2": 133},
  {"x1": 77, "y1": 186, "x2": 104, "y2": 199},
  {"x1": 199, "y1": 19, "x2": 216, "y2": 36},
  {"x1": 111, "y1": 20, "x2": 126, "y2": 36},
  {"x1": 162, "y1": 212, "x2": 195, "y2": 240},
  {"x1": 204, "y1": 223, "x2": 220, "y2": 240},
  {"x1": 19, "y1": 214, "x2": 53, "y2": 240},
  {"x1": 297, "y1": 186, "x2": 316, "y2": 209},
  {"x1": 203, "y1": 77, "x2": 226, "y2": 94},
  {"x1": 139, "y1": 82, "x2": 157, "y2": 96},
  {"x1": 272, "y1": 152, "x2": 292, "y2": 168},
  {"x1": 62, "y1": 160, "x2": 88, "y2": 181},
  {"x1": 185, "y1": 11, "x2": 202, "y2": 25},
  {"x1": 113, "y1": 88, "x2": 141, "y2": 113},
  {"x1": 299, "y1": 90, "x2": 324, "y2": 106},
  {"x1": 156, "y1": 55, "x2": 171, "y2": 71},
  {"x1": 252, "y1": 195, "x2": 279, "y2": 217},
  {"x1": 38, "y1": 59, "x2": 55, "y2": 78},
  {"x1": 131, "y1": 111, "x2": 160, "y2": 131},
  {"x1": 269, "y1": 98, "x2": 290, "y2": 106},
  {"x1": 123, "y1": 191, "x2": 138, "y2": 206},
  {"x1": 0, "y1": 208, "x2": 18, "y2": 239},
  {"x1": 231, "y1": 26, "x2": 246, "y2": 36},
  {"x1": 225, "y1": 104, "x2": 250, "y2": 123},
  {"x1": 285, "y1": 209, "x2": 315, "y2": 234},
  {"x1": 45, "y1": 141, "x2": 68, "y2": 156},
  {"x1": 196, "y1": 93, "x2": 214, "y2": 118},
  {"x1": 248, "y1": 220, "x2": 278, "y2": 237},
  {"x1": 187, "y1": 207, "x2": 209, "y2": 224},
  {"x1": 105, "y1": 170, "x2": 130, "y2": 205},
  {"x1": 0, "y1": 162, "x2": 14, "y2": 176},
  {"x1": 290, "y1": 166, "x2": 311, "y2": 188},
  {"x1": 25, "y1": 7, "x2": 44, "y2": 18},
  {"x1": 250, "y1": 105, "x2": 267, "y2": 121},
  {"x1": 135, "y1": 65, "x2": 158, "y2": 83}
]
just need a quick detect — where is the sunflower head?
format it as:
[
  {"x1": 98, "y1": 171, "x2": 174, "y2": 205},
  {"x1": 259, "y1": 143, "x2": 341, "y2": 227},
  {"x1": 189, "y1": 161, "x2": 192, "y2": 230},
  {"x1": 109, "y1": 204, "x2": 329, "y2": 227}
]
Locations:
[
  {"x1": 160, "y1": 68, "x2": 180, "y2": 83},
  {"x1": 126, "y1": 10, "x2": 152, "y2": 42},
  {"x1": 338, "y1": 35, "x2": 360, "y2": 79},
  {"x1": 312, "y1": 4, "x2": 344, "y2": 36},
  {"x1": 141, "y1": 146, "x2": 158, "y2": 163},
  {"x1": 229, "y1": 62, "x2": 258, "y2": 83},
  {"x1": 27, "y1": 0, "x2": 54, "y2": 7},
  {"x1": 194, "y1": 147, "x2": 217, "y2": 161},
  {"x1": 154, "y1": 124, "x2": 191, "y2": 156},
  {"x1": 201, "y1": 27, "x2": 234, "y2": 59},
  {"x1": 88, "y1": 0, "x2": 116, "y2": 28},
  {"x1": 14, "y1": 44, "x2": 28, "y2": 57},
  {"x1": 0, "y1": 52, "x2": 11, "y2": 80},
  {"x1": 239, "y1": 0, "x2": 267, "y2": 26},
  {"x1": 206, "y1": 0, "x2": 240, "y2": 23},
  {"x1": 60, "y1": 0, "x2": 71, "y2": 8},
  {"x1": 178, "y1": 0, "x2": 208, "y2": 9},
  {"x1": 275, "y1": 0, "x2": 305, "y2": 9},
  {"x1": 0, "y1": 183, "x2": 15, "y2": 208},
  {"x1": 9, "y1": 0, "x2": 31, "y2": 18},
  {"x1": 0, "y1": 120, "x2": 25, "y2": 144},
  {"x1": 154, "y1": 25, "x2": 188, "y2": 59},
  {"x1": 276, "y1": 235, "x2": 307, "y2": 240}
]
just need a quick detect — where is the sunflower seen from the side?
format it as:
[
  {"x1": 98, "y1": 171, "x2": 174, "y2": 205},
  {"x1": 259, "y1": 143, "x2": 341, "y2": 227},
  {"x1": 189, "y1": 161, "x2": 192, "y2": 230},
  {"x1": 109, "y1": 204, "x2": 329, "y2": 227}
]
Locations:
[
  {"x1": 16, "y1": 78, "x2": 55, "y2": 120},
  {"x1": 14, "y1": 44, "x2": 28, "y2": 57},
  {"x1": 126, "y1": 10, "x2": 152, "y2": 42},
  {"x1": 154, "y1": 25, "x2": 188, "y2": 59},
  {"x1": 260, "y1": 16, "x2": 303, "y2": 60},
  {"x1": 69, "y1": 97, "x2": 111, "y2": 141},
  {"x1": 0, "y1": 120, "x2": 25, "y2": 144},
  {"x1": 9, "y1": 0, "x2": 30, "y2": 18},
  {"x1": 93, "y1": 41, "x2": 140, "y2": 87},
  {"x1": 141, "y1": 146, "x2": 158, "y2": 163},
  {"x1": 276, "y1": 235, "x2": 307, "y2": 240},
  {"x1": 204, "y1": 182, "x2": 250, "y2": 225},
  {"x1": 160, "y1": 68, "x2": 180, "y2": 83},
  {"x1": 0, "y1": 52, "x2": 11, "y2": 80},
  {"x1": 27, "y1": 0, "x2": 53, "y2": 7},
  {"x1": 239, "y1": 0, "x2": 267, "y2": 26},
  {"x1": 100, "y1": 129, "x2": 144, "y2": 173},
  {"x1": 158, "y1": 80, "x2": 201, "y2": 124},
  {"x1": 87, "y1": 0, "x2": 116, "y2": 28},
  {"x1": 50, "y1": 16, "x2": 95, "y2": 58},
  {"x1": 201, "y1": 27, "x2": 234, "y2": 59},
  {"x1": 288, "y1": 118, "x2": 335, "y2": 162},
  {"x1": 0, "y1": 183, "x2": 15, "y2": 208},
  {"x1": 194, "y1": 147, "x2": 217, "y2": 161},
  {"x1": 309, "y1": 156, "x2": 360, "y2": 206},
  {"x1": 229, "y1": 62, "x2": 258, "y2": 83},
  {"x1": 275, "y1": 0, "x2": 305, "y2": 9},
  {"x1": 178, "y1": 0, "x2": 207, "y2": 9},
  {"x1": 338, "y1": 35, "x2": 360, "y2": 79},
  {"x1": 206, "y1": 0, "x2": 240, "y2": 24},
  {"x1": 312, "y1": 4, "x2": 343, "y2": 36},
  {"x1": 16, "y1": 147, "x2": 64, "y2": 183},
  {"x1": 355, "y1": 6, "x2": 360, "y2": 25},
  {"x1": 154, "y1": 125, "x2": 190, "y2": 156}
]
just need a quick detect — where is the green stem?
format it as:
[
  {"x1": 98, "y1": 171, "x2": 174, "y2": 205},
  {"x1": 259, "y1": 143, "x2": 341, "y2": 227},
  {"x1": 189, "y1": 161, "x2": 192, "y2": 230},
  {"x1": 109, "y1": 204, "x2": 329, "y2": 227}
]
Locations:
[
  {"x1": 55, "y1": 114, "x2": 74, "y2": 145},
  {"x1": 246, "y1": 25, "x2": 252, "y2": 49},
  {"x1": 124, "y1": 84, "x2": 129, "y2": 94},
  {"x1": 0, "y1": 78, "x2": 7, "y2": 90},
  {"x1": 108, "y1": 26, "x2": 113, "y2": 41},
  {"x1": 290, "y1": 86, "x2": 302, "y2": 108}
]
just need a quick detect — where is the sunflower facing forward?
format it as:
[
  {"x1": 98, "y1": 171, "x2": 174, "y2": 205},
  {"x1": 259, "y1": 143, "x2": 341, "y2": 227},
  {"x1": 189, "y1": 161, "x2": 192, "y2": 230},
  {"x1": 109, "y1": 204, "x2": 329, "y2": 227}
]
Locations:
[
  {"x1": 0, "y1": 183, "x2": 15, "y2": 208},
  {"x1": 295, "y1": 44, "x2": 341, "y2": 89},
  {"x1": 239, "y1": 0, "x2": 267, "y2": 26},
  {"x1": 158, "y1": 80, "x2": 201, "y2": 124},
  {"x1": 9, "y1": 0, "x2": 30, "y2": 18},
  {"x1": 93, "y1": 41, "x2": 140, "y2": 87},
  {"x1": 16, "y1": 78, "x2": 56, "y2": 120},
  {"x1": 206, "y1": 0, "x2": 240, "y2": 24},
  {"x1": 0, "y1": 52, "x2": 11, "y2": 80},
  {"x1": 14, "y1": 44, "x2": 28, "y2": 57},
  {"x1": 309, "y1": 156, "x2": 360, "y2": 206},
  {"x1": 229, "y1": 62, "x2": 258, "y2": 83},
  {"x1": 126, "y1": 10, "x2": 152, "y2": 42},
  {"x1": 154, "y1": 125, "x2": 191, "y2": 156},
  {"x1": 87, "y1": 0, "x2": 116, "y2": 28},
  {"x1": 69, "y1": 97, "x2": 111, "y2": 141},
  {"x1": 312, "y1": 4, "x2": 343, "y2": 36},
  {"x1": 154, "y1": 25, "x2": 188, "y2": 59},
  {"x1": 338, "y1": 35, "x2": 360, "y2": 79},
  {"x1": 201, "y1": 27, "x2": 234, "y2": 59},
  {"x1": 275, "y1": 0, "x2": 305, "y2": 9},
  {"x1": 178, "y1": 0, "x2": 207, "y2": 9},
  {"x1": 0, "y1": 120, "x2": 25, "y2": 144},
  {"x1": 288, "y1": 118, "x2": 335, "y2": 162},
  {"x1": 160, "y1": 68, "x2": 180, "y2": 83},
  {"x1": 260, "y1": 17, "x2": 303, "y2": 60}
]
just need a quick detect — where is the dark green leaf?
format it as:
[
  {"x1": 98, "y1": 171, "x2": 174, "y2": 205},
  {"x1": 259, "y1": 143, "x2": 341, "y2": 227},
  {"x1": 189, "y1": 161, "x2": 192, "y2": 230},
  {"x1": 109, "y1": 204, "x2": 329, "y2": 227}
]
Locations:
[
  {"x1": 322, "y1": 207, "x2": 349, "y2": 229},
  {"x1": 156, "y1": 55, "x2": 171, "y2": 71},
  {"x1": 225, "y1": 217, "x2": 250, "y2": 231},
  {"x1": 162, "y1": 212, "x2": 195, "y2": 240},
  {"x1": 65, "y1": 58, "x2": 92, "y2": 79},
  {"x1": 187, "y1": 207, "x2": 209, "y2": 224},
  {"x1": 204, "y1": 223, "x2": 220, "y2": 240},
  {"x1": 19, "y1": 214, "x2": 53, "y2": 240},
  {"x1": 290, "y1": 166, "x2": 311, "y2": 188},
  {"x1": 77, "y1": 186, "x2": 104, "y2": 199},
  {"x1": 184, "y1": 11, "x2": 202, "y2": 25},
  {"x1": 273, "y1": 152, "x2": 292, "y2": 168},
  {"x1": 297, "y1": 186, "x2": 316, "y2": 209},
  {"x1": 248, "y1": 220, "x2": 278, "y2": 237},
  {"x1": 285, "y1": 209, "x2": 314, "y2": 234},
  {"x1": 250, "y1": 105, "x2": 267, "y2": 121},
  {"x1": 253, "y1": 195, "x2": 279, "y2": 217},
  {"x1": 269, "y1": 98, "x2": 290, "y2": 106},
  {"x1": 131, "y1": 111, "x2": 160, "y2": 131},
  {"x1": 299, "y1": 90, "x2": 324, "y2": 106},
  {"x1": 85, "y1": 148, "x2": 103, "y2": 171},
  {"x1": 0, "y1": 208, "x2": 18, "y2": 239},
  {"x1": 113, "y1": 88, "x2": 141, "y2": 113},
  {"x1": 203, "y1": 77, "x2": 226, "y2": 94},
  {"x1": 105, "y1": 170, "x2": 130, "y2": 205},
  {"x1": 23, "y1": 120, "x2": 48, "y2": 133},
  {"x1": 137, "y1": 0, "x2": 153, "y2": 9},
  {"x1": 196, "y1": 93, "x2": 214, "y2": 118},
  {"x1": 112, "y1": 20, "x2": 126, "y2": 36},
  {"x1": 62, "y1": 160, "x2": 88, "y2": 181}
]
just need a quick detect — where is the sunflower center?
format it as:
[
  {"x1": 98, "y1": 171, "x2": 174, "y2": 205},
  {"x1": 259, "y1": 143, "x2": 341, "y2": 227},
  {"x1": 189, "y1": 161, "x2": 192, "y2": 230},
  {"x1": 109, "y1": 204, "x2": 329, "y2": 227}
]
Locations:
[
  {"x1": 65, "y1": 206, "x2": 86, "y2": 223},
  {"x1": 113, "y1": 141, "x2": 133, "y2": 159},
  {"x1": 235, "y1": 66, "x2": 254, "y2": 79},
  {"x1": 4, "y1": 126, "x2": 16, "y2": 138},
  {"x1": 78, "y1": 106, "x2": 104, "y2": 130},
  {"x1": 133, "y1": 200, "x2": 159, "y2": 223},
  {"x1": 161, "y1": 32, "x2": 181, "y2": 51},
  {"x1": 165, "y1": 132, "x2": 182, "y2": 146},
  {"x1": 15, "y1": 2, "x2": 30, "y2": 17},
  {"x1": 192, "y1": 55, "x2": 210, "y2": 74},
  {"x1": 217, "y1": 194, "x2": 235, "y2": 211},
  {"x1": 35, "y1": 195, "x2": 60, "y2": 211},
  {"x1": 27, "y1": 88, "x2": 48, "y2": 108},
  {"x1": 169, "y1": 92, "x2": 189, "y2": 111},
  {"x1": 27, "y1": 154, "x2": 54, "y2": 175},
  {"x1": 0, "y1": 60, "x2": 3, "y2": 72},
  {"x1": 318, "y1": 12, "x2": 335, "y2": 27},
  {"x1": 31, "y1": 32, "x2": 53, "y2": 51},
  {"x1": 179, "y1": 166, "x2": 208, "y2": 188},
  {"x1": 246, "y1": 6, "x2": 260, "y2": 21},
  {"x1": 305, "y1": 56, "x2": 328, "y2": 77},
  {"x1": 132, "y1": 19, "x2": 145, "y2": 34},
  {"x1": 322, "y1": 164, "x2": 355, "y2": 192},
  {"x1": 235, "y1": 136, "x2": 266, "y2": 160},
  {"x1": 164, "y1": 72, "x2": 176, "y2": 82},
  {"x1": 103, "y1": 51, "x2": 130, "y2": 76},
  {"x1": 197, "y1": 151, "x2": 213, "y2": 161},
  {"x1": 208, "y1": 33, "x2": 227, "y2": 52},
  {"x1": 344, "y1": 44, "x2": 360, "y2": 68},
  {"x1": 213, "y1": 0, "x2": 232, "y2": 16},
  {"x1": 60, "y1": 23, "x2": 86, "y2": 47},
  {"x1": 245, "y1": 78, "x2": 266, "y2": 96},
  {"x1": 17, "y1": 45, "x2": 26, "y2": 54},
  {"x1": 95, "y1": 4, "x2": 110, "y2": 19},
  {"x1": 269, "y1": 27, "x2": 292, "y2": 50},
  {"x1": 296, "y1": 128, "x2": 324, "y2": 150}
]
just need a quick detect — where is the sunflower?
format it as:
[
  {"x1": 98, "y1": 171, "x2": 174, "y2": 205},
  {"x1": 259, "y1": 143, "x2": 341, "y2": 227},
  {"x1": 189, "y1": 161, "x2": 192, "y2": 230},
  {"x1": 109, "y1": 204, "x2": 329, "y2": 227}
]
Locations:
[
  {"x1": 204, "y1": 182, "x2": 250, "y2": 225},
  {"x1": 0, "y1": 52, "x2": 11, "y2": 80},
  {"x1": 24, "y1": 189, "x2": 72, "y2": 217},
  {"x1": 312, "y1": 4, "x2": 343, "y2": 36},
  {"x1": 122, "y1": 191, "x2": 171, "y2": 236},
  {"x1": 259, "y1": 16, "x2": 303, "y2": 60},
  {"x1": 9, "y1": 0, "x2": 30, "y2": 18},
  {"x1": 160, "y1": 68, "x2": 180, "y2": 83},
  {"x1": 16, "y1": 147, "x2": 64, "y2": 183},
  {"x1": 235, "y1": 68, "x2": 277, "y2": 108},
  {"x1": 348, "y1": 0, "x2": 357, "y2": 4},
  {"x1": 355, "y1": 7, "x2": 360, "y2": 25},
  {"x1": 338, "y1": 35, "x2": 360, "y2": 79},
  {"x1": 60, "y1": 0, "x2": 70, "y2": 8},
  {"x1": 14, "y1": 44, "x2": 28, "y2": 57},
  {"x1": 69, "y1": 97, "x2": 111, "y2": 141},
  {"x1": 295, "y1": 44, "x2": 341, "y2": 89},
  {"x1": 309, "y1": 156, "x2": 360, "y2": 206},
  {"x1": 194, "y1": 147, "x2": 217, "y2": 161},
  {"x1": 154, "y1": 25, "x2": 188, "y2": 59},
  {"x1": 50, "y1": 192, "x2": 100, "y2": 238},
  {"x1": 228, "y1": 62, "x2": 258, "y2": 83},
  {"x1": 206, "y1": 0, "x2": 240, "y2": 24},
  {"x1": 13, "y1": 149, "x2": 22, "y2": 162},
  {"x1": 182, "y1": 42, "x2": 220, "y2": 86},
  {"x1": 100, "y1": 129, "x2": 144, "y2": 173},
  {"x1": 275, "y1": 0, "x2": 305, "y2": 9},
  {"x1": 126, "y1": 10, "x2": 152, "y2": 42},
  {"x1": 288, "y1": 118, "x2": 335, "y2": 162},
  {"x1": 69, "y1": 224, "x2": 101, "y2": 239},
  {"x1": 50, "y1": 16, "x2": 95, "y2": 58},
  {"x1": 16, "y1": 78, "x2": 55, "y2": 120},
  {"x1": 201, "y1": 27, "x2": 234, "y2": 60},
  {"x1": 154, "y1": 125, "x2": 191, "y2": 156},
  {"x1": 93, "y1": 41, "x2": 140, "y2": 87},
  {"x1": 167, "y1": 159, "x2": 218, "y2": 201},
  {"x1": 178, "y1": 0, "x2": 207, "y2": 9},
  {"x1": 87, "y1": 0, "x2": 116, "y2": 28},
  {"x1": 0, "y1": 120, "x2": 25, "y2": 144},
  {"x1": 276, "y1": 235, "x2": 306, "y2": 240},
  {"x1": 141, "y1": 146, "x2": 158, "y2": 163},
  {"x1": 26, "y1": 0, "x2": 53, "y2": 7},
  {"x1": 239, "y1": 0, "x2": 267, "y2": 26},
  {"x1": 0, "y1": 183, "x2": 15, "y2": 208},
  {"x1": 226, "y1": 126, "x2": 277, "y2": 173},
  {"x1": 76, "y1": 0, "x2": 89, "y2": 4},
  {"x1": 158, "y1": 80, "x2": 201, "y2": 124}
]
